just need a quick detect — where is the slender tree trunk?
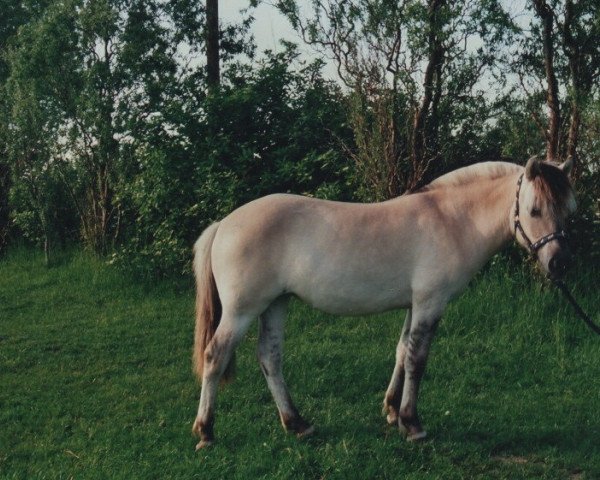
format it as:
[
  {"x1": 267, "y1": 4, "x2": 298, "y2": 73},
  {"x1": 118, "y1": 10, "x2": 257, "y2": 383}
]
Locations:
[
  {"x1": 43, "y1": 233, "x2": 49, "y2": 266},
  {"x1": 533, "y1": 0, "x2": 561, "y2": 162},
  {"x1": 386, "y1": 91, "x2": 400, "y2": 198},
  {"x1": 563, "y1": 0, "x2": 581, "y2": 173},
  {"x1": 206, "y1": 0, "x2": 220, "y2": 90},
  {"x1": 0, "y1": 160, "x2": 10, "y2": 256},
  {"x1": 85, "y1": 38, "x2": 117, "y2": 255},
  {"x1": 410, "y1": 0, "x2": 444, "y2": 190}
]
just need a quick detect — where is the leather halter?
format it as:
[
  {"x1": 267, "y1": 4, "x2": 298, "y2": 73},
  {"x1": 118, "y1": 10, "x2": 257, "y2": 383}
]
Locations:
[{"x1": 514, "y1": 173, "x2": 567, "y2": 255}]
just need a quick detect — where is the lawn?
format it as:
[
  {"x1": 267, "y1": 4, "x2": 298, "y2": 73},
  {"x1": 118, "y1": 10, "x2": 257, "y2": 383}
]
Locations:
[{"x1": 1, "y1": 249, "x2": 599, "y2": 479}]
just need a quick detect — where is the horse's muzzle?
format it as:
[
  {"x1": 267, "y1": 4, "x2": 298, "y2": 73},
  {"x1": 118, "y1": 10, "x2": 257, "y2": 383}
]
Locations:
[{"x1": 548, "y1": 250, "x2": 571, "y2": 279}]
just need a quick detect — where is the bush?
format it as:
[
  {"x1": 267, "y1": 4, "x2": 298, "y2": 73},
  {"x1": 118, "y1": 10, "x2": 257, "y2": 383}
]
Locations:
[{"x1": 112, "y1": 48, "x2": 354, "y2": 277}]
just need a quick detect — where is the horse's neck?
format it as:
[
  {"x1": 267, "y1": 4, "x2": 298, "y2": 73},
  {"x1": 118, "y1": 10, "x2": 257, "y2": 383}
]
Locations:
[{"x1": 440, "y1": 172, "x2": 519, "y2": 264}]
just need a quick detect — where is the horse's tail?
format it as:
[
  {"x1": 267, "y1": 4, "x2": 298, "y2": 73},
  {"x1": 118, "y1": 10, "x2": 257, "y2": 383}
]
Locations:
[{"x1": 192, "y1": 222, "x2": 233, "y2": 383}]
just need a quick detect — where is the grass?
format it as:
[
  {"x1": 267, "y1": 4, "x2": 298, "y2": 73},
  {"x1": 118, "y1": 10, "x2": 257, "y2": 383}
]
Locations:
[{"x1": 0, "y1": 248, "x2": 599, "y2": 479}]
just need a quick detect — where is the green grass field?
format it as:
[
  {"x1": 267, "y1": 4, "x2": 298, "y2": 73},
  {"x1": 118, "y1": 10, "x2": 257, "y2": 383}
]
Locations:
[{"x1": 1, "y1": 249, "x2": 599, "y2": 479}]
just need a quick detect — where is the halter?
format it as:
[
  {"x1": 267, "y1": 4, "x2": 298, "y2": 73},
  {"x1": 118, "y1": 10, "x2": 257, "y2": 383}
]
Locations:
[{"x1": 514, "y1": 173, "x2": 567, "y2": 255}]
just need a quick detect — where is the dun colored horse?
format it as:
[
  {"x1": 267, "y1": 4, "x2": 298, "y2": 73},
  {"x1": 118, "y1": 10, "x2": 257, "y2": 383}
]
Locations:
[{"x1": 191, "y1": 157, "x2": 576, "y2": 449}]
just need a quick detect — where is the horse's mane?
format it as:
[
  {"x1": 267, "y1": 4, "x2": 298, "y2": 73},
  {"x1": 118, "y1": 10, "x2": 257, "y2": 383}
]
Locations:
[
  {"x1": 418, "y1": 161, "x2": 521, "y2": 193},
  {"x1": 418, "y1": 160, "x2": 575, "y2": 216}
]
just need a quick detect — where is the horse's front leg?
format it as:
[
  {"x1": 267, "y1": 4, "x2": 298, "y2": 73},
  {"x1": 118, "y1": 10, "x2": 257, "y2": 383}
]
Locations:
[
  {"x1": 383, "y1": 309, "x2": 411, "y2": 425},
  {"x1": 398, "y1": 310, "x2": 440, "y2": 441}
]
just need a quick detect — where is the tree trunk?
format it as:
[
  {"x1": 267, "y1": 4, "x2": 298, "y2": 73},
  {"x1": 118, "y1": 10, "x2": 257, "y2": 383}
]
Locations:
[
  {"x1": 0, "y1": 160, "x2": 10, "y2": 256},
  {"x1": 563, "y1": 0, "x2": 581, "y2": 174},
  {"x1": 43, "y1": 234, "x2": 49, "y2": 267},
  {"x1": 533, "y1": 0, "x2": 561, "y2": 163},
  {"x1": 206, "y1": 0, "x2": 220, "y2": 90},
  {"x1": 410, "y1": 0, "x2": 444, "y2": 190}
]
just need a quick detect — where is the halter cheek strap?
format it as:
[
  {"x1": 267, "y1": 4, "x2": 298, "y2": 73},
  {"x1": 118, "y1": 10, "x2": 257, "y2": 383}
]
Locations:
[{"x1": 514, "y1": 173, "x2": 567, "y2": 255}]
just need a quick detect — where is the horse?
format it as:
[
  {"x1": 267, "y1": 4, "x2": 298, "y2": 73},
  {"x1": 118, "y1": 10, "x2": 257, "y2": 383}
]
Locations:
[{"x1": 191, "y1": 156, "x2": 576, "y2": 449}]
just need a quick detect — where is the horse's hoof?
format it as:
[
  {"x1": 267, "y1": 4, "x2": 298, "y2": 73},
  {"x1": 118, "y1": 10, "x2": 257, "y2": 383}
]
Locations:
[
  {"x1": 296, "y1": 424, "x2": 315, "y2": 438},
  {"x1": 406, "y1": 430, "x2": 427, "y2": 442},
  {"x1": 282, "y1": 413, "x2": 314, "y2": 438},
  {"x1": 195, "y1": 439, "x2": 213, "y2": 451}
]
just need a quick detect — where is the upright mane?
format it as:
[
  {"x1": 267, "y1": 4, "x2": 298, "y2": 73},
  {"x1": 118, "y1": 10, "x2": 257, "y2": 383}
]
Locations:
[
  {"x1": 418, "y1": 161, "x2": 521, "y2": 192},
  {"x1": 531, "y1": 161, "x2": 576, "y2": 216},
  {"x1": 532, "y1": 162, "x2": 572, "y2": 202}
]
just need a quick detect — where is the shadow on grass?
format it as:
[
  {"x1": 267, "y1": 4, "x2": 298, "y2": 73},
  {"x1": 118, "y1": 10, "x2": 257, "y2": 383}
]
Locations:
[{"x1": 454, "y1": 422, "x2": 600, "y2": 458}]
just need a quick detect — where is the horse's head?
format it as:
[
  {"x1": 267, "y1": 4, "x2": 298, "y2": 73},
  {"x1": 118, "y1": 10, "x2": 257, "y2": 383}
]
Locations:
[{"x1": 514, "y1": 156, "x2": 577, "y2": 279}]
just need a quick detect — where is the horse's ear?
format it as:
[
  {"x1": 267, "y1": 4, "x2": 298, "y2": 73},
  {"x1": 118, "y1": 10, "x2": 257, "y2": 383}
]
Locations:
[
  {"x1": 525, "y1": 156, "x2": 541, "y2": 180},
  {"x1": 559, "y1": 156, "x2": 574, "y2": 177}
]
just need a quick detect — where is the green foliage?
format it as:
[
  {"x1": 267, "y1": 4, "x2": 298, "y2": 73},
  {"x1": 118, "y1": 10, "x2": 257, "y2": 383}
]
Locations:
[
  {"x1": 574, "y1": 98, "x2": 600, "y2": 261},
  {"x1": 2, "y1": 0, "x2": 246, "y2": 255},
  {"x1": 112, "y1": 47, "x2": 354, "y2": 276},
  {"x1": 8, "y1": 161, "x2": 78, "y2": 247}
]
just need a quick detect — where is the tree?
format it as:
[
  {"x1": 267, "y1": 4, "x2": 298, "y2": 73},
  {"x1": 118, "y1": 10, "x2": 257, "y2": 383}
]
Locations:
[
  {"x1": 560, "y1": 0, "x2": 600, "y2": 171},
  {"x1": 5, "y1": 0, "x2": 205, "y2": 253},
  {"x1": 532, "y1": 0, "x2": 561, "y2": 162},
  {"x1": 0, "y1": 0, "x2": 50, "y2": 255},
  {"x1": 516, "y1": 0, "x2": 600, "y2": 171},
  {"x1": 113, "y1": 46, "x2": 353, "y2": 276},
  {"x1": 276, "y1": 0, "x2": 515, "y2": 197}
]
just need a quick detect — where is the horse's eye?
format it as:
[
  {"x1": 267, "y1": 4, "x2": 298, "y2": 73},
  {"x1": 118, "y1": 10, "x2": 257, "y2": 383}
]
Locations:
[{"x1": 531, "y1": 207, "x2": 541, "y2": 217}]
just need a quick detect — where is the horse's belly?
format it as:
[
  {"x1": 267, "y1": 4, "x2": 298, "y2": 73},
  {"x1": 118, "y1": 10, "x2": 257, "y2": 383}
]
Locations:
[{"x1": 293, "y1": 278, "x2": 411, "y2": 316}]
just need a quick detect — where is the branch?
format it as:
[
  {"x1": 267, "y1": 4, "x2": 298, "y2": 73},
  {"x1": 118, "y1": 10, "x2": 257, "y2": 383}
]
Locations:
[{"x1": 517, "y1": 71, "x2": 549, "y2": 141}]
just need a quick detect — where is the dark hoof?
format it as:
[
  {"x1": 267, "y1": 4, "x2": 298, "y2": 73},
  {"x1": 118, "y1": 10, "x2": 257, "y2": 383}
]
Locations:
[
  {"x1": 399, "y1": 411, "x2": 426, "y2": 441},
  {"x1": 281, "y1": 413, "x2": 314, "y2": 438},
  {"x1": 192, "y1": 417, "x2": 214, "y2": 449},
  {"x1": 296, "y1": 424, "x2": 315, "y2": 438}
]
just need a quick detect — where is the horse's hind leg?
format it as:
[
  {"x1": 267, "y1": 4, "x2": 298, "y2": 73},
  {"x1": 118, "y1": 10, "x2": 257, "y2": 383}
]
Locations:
[
  {"x1": 383, "y1": 309, "x2": 411, "y2": 425},
  {"x1": 398, "y1": 307, "x2": 440, "y2": 441},
  {"x1": 193, "y1": 310, "x2": 253, "y2": 450},
  {"x1": 258, "y1": 297, "x2": 313, "y2": 437}
]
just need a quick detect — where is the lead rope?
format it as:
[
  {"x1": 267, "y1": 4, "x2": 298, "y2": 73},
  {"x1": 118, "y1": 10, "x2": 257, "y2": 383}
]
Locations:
[
  {"x1": 552, "y1": 278, "x2": 600, "y2": 336},
  {"x1": 514, "y1": 174, "x2": 599, "y2": 335}
]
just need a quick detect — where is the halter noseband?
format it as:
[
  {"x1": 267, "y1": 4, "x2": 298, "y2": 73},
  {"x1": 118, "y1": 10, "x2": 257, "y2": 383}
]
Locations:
[{"x1": 514, "y1": 173, "x2": 567, "y2": 255}]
